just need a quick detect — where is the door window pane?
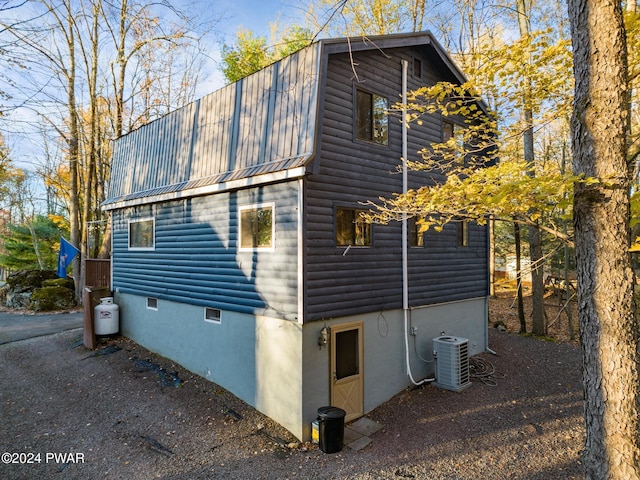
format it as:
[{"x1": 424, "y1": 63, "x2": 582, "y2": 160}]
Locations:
[{"x1": 336, "y1": 329, "x2": 359, "y2": 379}]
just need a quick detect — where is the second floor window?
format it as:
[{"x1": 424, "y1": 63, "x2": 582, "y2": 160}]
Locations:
[
  {"x1": 443, "y1": 120, "x2": 465, "y2": 165},
  {"x1": 410, "y1": 218, "x2": 425, "y2": 247},
  {"x1": 355, "y1": 89, "x2": 388, "y2": 145}
]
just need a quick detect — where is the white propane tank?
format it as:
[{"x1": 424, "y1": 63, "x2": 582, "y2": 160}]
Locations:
[{"x1": 94, "y1": 297, "x2": 119, "y2": 335}]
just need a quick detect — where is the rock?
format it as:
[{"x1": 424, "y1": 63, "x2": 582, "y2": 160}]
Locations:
[
  {"x1": 493, "y1": 320, "x2": 508, "y2": 331},
  {"x1": 6, "y1": 292, "x2": 32, "y2": 309},
  {"x1": 43, "y1": 277, "x2": 75, "y2": 290},
  {"x1": 30, "y1": 286, "x2": 76, "y2": 311},
  {"x1": 6, "y1": 270, "x2": 58, "y2": 294},
  {"x1": 2, "y1": 270, "x2": 76, "y2": 311}
]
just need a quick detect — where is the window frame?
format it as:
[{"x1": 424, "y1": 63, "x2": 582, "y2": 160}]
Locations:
[
  {"x1": 238, "y1": 203, "x2": 275, "y2": 252},
  {"x1": 128, "y1": 217, "x2": 155, "y2": 251},
  {"x1": 335, "y1": 206, "x2": 372, "y2": 247},
  {"x1": 354, "y1": 87, "x2": 389, "y2": 146}
]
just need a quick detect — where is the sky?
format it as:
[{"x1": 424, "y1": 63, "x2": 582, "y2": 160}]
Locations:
[
  {"x1": 196, "y1": 0, "x2": 302, "y2": 95},
  {"x1": 0, "y1": 0, "x2": 303, "y2": 174}
]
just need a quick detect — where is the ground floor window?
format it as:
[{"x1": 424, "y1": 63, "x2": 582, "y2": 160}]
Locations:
[
  {"x1": 239, "y1": 204, "x2": 274, "y2": 250},
  {"x1": 458, "y1": 220, "x2": 469, "y2": 247},
  {"x1": 336, "y1": 208, "x2": 371, "y2": 247},
  {"x1": 128, "y1": 218, "x2": 155, "y2": 250}
]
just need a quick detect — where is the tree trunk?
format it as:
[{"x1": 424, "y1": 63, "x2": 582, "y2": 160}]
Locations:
[
  {"x1": 63, "y1": 3, "x2": 82, "y2": 301},
  {"x1": 528, "y1": 225, "x2": 546, "y2": 335},
  {"x1": 514, "y1": 222, "x2": 526, "y2": 333},
  {"x1": 82, "y1": 0, "x2": 100, "y2": 261},
  {"x1": 567, "y1": 0, "x2": 640, "y2": 477},
  {"x1": 516, "y1": 0, "x2": 547, "y2": 336}
]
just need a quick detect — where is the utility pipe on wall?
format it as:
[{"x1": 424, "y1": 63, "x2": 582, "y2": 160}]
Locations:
[{"x1": 401, "y1": 59, "x2": 432, "y2": 386}]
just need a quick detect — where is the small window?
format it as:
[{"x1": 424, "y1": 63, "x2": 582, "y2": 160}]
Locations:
[
  {"x1": 204, "y1": 307, "x2": 221, "y2": 324},
  {"x1": 443, "y1": 121, "x2": 454, "y2": 141},
  {"x1": 413, "y1": 58, "x2": 422, "y2": 78},
  {"x1": 129, "y1": 218, "x2": 155, "y2": 250},
  {"x1": 336, "y1": 208, "x2": 371, "y2": 247},
  {"x1": 458, "y1": 221, "x2": 469, "y2": 247},
  {"x1": 239, "y1": 204, "x2": 274, "y2": 250},
  {"x1": 146, "y1": 297, "x2": 158, "y2": 310},
  {"x1": 443, "y1": 121, "x2": 465, "y2": 165},
  {"x1": 410, "y1": 218, "x2": 425, "y2": 247},
  {"x1": 355, "y1": 88, "x2": 388, "y2": 145}
]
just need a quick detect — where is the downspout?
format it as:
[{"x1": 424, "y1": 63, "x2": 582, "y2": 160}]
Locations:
[
  {"x1": 402, "y1": 59, "x2": 432, "y2": 385},
  {"x1": 486, "y1": 218, "x2": 497, "y2": 355}
]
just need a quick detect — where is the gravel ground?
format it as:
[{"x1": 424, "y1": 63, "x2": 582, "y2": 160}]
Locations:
[{"x1": 0, "y1": 321, "x2": 584, "y2": 479}]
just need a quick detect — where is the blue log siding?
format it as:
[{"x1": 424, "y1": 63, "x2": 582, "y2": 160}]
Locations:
[{"x1": 111, "y1": 182, "x2": 300, "y2": 320}]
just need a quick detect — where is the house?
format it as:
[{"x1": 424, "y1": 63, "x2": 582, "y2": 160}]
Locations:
[{"x1": 103, "y1": 32, "x2": 490, "y2": 441}]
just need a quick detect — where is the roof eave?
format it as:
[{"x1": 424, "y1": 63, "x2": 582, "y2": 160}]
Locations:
[{"x1": 103, "y1": 166, "x2": 308, "y2": 211}]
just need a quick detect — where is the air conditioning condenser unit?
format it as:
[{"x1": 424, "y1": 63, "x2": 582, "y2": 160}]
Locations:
[{"x1": 432, "y1": 336, "x2": 472, "y2": 392}]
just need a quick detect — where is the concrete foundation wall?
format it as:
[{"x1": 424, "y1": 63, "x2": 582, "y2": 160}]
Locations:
[
  {"x1": 115, "y1": 292, "x2": 304, "y2": 439},
  {"x1": 116, "y1": 292, "x2": 487, "y2": 442},
  {"x1": 300, "y1": 297, "x2": 488, "y2": 441}
]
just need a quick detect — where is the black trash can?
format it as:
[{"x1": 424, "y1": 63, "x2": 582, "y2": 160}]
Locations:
[{"x1": 317, "y1": 406, "x2": 346, "y2": 453}]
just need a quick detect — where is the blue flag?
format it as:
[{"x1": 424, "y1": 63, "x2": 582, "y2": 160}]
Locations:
[{"x1": 57, "y1": 237, "x2": 80, "y2": 278}]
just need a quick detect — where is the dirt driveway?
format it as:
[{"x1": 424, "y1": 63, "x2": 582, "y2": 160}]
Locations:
[{"x1": 0, "y1": 326, "x2": 585, "y2": 479}]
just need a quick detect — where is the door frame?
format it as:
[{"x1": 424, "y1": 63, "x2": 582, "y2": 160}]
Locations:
[{"x1": 330, "y1": 321, "x2": 364, "y2": 422}]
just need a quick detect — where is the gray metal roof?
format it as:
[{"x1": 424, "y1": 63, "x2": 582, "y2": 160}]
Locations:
[
  {"x1": 103, "y1": 32, "x2": 467, "y2": 210},
  {"x1": 104, "y1": 43, "x2": 322, "y2": 209}
]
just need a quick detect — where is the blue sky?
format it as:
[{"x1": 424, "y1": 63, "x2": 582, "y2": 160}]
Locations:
[
  {"x1": 198, "y1": 0, "x2": 300, "y2": 93},
  {"x1": 0, "y1": 0, "x2": 302, "y2": 172},
  {"x1": 219, "y1": 0, "x2": 286, "y2": 37}
]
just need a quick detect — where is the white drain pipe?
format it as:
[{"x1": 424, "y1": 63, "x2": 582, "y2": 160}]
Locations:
[{"x1": 401, "y1": 59, "x2": 432, "y2": 386}]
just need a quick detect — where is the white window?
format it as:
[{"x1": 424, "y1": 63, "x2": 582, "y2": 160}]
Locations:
[
  {"x1": 129, "y1": 218, "x2": 155, "y2": 250},
  {"x1": 146, "y1": 297, "x2": 158, "y2": 310},
  {"x1": 239, "y1": 204, "x2": 274, "y2": 251}
]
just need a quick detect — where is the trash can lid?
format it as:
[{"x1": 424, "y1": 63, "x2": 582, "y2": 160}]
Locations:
[{"x1": 317, "y1": 406, "x2": 346, "y2": 419}]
